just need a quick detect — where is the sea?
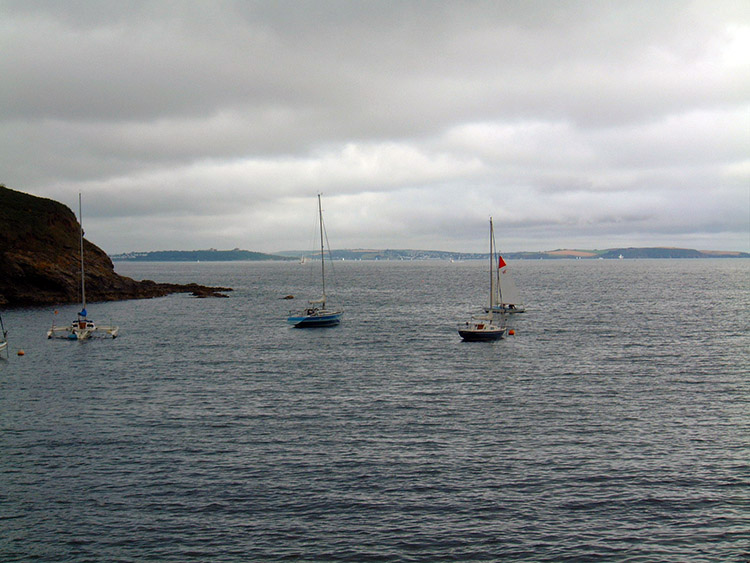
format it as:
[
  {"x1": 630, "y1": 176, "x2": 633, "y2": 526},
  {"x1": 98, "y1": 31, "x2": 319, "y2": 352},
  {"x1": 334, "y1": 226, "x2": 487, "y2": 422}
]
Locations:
[{"x1": 1, "y1": 258, "x2": 748, "y2": 562}]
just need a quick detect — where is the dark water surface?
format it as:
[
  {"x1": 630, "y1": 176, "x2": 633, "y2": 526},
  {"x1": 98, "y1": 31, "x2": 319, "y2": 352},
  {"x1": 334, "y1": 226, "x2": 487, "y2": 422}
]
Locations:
[{"x1": 1, "y1": 259, "x2": 748, "y2": 562}]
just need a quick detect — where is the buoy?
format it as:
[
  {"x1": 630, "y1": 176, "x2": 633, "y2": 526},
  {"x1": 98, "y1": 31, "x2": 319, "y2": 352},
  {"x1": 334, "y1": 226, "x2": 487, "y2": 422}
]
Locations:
[
  {"x1": 508, "y1": 329, "x2": 515, "y2": 336},
  {"x1": 17, "y1": 349, "x2": 25, "y2": 356}
]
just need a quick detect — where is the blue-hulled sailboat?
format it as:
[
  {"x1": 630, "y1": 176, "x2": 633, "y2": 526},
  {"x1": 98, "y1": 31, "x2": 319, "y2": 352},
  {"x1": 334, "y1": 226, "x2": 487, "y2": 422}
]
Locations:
[{"x1": 287, "y1": 194, "x2": 343, "y2": 328}]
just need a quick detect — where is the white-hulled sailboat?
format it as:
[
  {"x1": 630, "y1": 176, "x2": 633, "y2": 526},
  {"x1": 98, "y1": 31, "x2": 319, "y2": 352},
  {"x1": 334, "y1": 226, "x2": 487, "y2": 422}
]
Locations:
[
  {"x1": 485, "y1": 219, "x2": 525, "y2": 314},
  {"x1": 287, "y1": 194, "x2": 343, "y2": 328},
  {"x1": 47, "y1": 194, "x2": 119, "y2": 340},
  {"x1": 458, "y1": 217, "x2": 507, "y2": 341}
]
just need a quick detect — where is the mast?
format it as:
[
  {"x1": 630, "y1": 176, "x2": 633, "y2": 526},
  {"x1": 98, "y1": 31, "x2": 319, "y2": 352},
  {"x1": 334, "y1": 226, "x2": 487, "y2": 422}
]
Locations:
[
  {"x1": 489, "y1": 217, "x2": 495, "y2": 309},
  {"x1": 318, "y1": 194, "x2": 326, "y2": 305},
  {"x1": 79, "y1": 193, "x2": 86, "y2": 315},
  {"x1": 492, "y1": 218, "x2": 502, "y2": 306}
]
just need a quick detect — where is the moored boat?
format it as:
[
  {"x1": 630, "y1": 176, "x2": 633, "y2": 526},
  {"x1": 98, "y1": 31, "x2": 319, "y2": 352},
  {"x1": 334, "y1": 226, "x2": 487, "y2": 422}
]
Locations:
[
  {"x1": 287, "y1": 194, "x2": 342, "y2": 328},
  {"x1": 288, "y1": 306, "x2": 342, "y2": 328},
  {"x1": 458, "y1": 217, "x2": 508, "y2": 341},
  {"x1": 458, "y1": 314, "x2": 507, "y2": 341},
  {"x1": 485, "y1": 220, "x2": 525, "y2": 314},
  {"x1": 47, "y1": 194, "x2": 119, "y2": 340}
]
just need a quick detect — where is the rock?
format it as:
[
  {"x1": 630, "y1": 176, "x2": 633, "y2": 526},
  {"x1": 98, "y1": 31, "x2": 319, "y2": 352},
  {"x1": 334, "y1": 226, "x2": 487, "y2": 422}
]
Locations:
[{"x1": 0, "y1": 186, "x2": 232, "y2": 307}]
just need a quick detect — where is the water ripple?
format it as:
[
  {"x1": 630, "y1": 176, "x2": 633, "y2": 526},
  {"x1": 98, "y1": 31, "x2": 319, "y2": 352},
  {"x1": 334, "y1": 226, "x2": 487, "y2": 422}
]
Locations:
[{"x1": 1, "y1": 259, "x2": 748, "y2": 561}]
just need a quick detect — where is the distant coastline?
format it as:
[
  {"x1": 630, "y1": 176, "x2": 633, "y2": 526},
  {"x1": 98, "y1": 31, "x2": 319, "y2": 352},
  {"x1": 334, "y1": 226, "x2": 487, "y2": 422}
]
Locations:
[
  {"x1": 111, "y1": 247, "x2": 750, "y2": 262},
  {"x1": 111, "y1": 249, "x2": 294, "y2": 262}
]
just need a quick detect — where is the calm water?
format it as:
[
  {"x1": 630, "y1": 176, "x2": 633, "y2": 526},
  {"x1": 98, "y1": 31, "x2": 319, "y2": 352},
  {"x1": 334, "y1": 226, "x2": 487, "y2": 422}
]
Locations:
[{"x1": 1, "y1": 259, "x2": 748, "y2": 562}]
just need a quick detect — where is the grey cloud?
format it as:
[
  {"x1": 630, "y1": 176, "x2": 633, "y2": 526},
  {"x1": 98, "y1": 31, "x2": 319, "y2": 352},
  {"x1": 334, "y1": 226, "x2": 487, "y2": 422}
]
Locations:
[{"x1": 1, "y1": 0, "x2": 748, "y2": 253}]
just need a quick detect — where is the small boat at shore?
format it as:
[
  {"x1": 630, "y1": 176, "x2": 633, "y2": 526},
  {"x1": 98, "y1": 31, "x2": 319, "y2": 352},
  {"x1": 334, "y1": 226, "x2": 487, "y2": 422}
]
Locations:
[{"x1": 47, "y1": 194, "x2": 119, "y2": 340}]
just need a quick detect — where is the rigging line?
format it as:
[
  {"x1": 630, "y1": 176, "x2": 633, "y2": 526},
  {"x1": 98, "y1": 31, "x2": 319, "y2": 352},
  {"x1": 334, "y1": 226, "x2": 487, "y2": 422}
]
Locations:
[
  {"x1": 79, "y1": 193, "x2": 86, "y2": 313},
  {"x1": 304, "y1": 202, "x2": 319, "y2": 288},
  {"x1": 321, "y1": 214, "x2": 338, "y2": 293},
  {"x1": 491, "y1": 217, "x2": 501, "y2": 304}
]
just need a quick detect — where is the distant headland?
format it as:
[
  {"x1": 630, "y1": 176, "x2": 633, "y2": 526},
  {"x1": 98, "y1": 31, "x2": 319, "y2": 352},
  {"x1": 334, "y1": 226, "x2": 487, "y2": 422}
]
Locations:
[
  {"x1": 2, "y1": 185, "x2": 745, "y2": 307},
  {"x1": 113, "y1": 247, "x2": 749, "y2": 262},
  {"x1": 0, "y1": 186, "x2": 231, "y2": 307},
  {"x1": 111, "y1": 249, "x2": 293, "y2": 262}
]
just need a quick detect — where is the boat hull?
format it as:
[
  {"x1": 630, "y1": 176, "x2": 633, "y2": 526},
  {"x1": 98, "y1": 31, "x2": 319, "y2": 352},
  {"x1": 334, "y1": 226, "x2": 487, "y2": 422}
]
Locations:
[
  {"x1": 487, "y1": 304, "x2": 525, "y2": 314},
  {"x1": 288, "y1": 312, "x2": 342, "y2": 328},
  {"x1": 458, "y1": 327, "x2": 506, "y2": 341},
  {"x1": 47, "y1": 321, "x2": 118, "y2": 340},
  {"x1": 48, "y1": 327, "x2": 93, "y2": 340}
]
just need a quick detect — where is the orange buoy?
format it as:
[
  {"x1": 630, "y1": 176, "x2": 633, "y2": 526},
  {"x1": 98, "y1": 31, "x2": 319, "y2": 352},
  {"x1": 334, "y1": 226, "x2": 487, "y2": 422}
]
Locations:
[
  {"x1": 508, "y1": 329, "x2": 515, "y2": 336},
  {"x1": 17, "y1": 349, "x2": 25, "y2": 356}
]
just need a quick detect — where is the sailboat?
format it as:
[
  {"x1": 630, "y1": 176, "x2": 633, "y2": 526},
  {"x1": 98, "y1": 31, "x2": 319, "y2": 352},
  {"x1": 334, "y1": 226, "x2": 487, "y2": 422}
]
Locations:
[
  {"x1": 485, "y1": 220, "x2": 525, "y2": 314},
  {"x1": 287, "y1": 194, "x2": 343, "y2": 328},
  {"x1": 0, "y1": 312, "x2": 8, "y2": 357},
  {"x1": 458, "y1": 217, "x2": 507, "y2": 341},
  {"x1": 47, "y1": 194, "x2": 119, "y2": 340}
]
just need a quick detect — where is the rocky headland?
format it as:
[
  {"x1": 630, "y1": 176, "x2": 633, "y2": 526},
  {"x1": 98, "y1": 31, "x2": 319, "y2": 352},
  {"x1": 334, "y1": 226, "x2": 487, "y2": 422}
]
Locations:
[{"x1": 0, "y1": 186, "x2": 231, "y2": 307}]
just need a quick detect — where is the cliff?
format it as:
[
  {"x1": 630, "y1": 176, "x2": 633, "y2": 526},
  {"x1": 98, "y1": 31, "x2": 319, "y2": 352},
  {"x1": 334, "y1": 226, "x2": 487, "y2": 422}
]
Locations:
[{"x1": 0, "y1": 186, "x2": 230, "y2": 307}]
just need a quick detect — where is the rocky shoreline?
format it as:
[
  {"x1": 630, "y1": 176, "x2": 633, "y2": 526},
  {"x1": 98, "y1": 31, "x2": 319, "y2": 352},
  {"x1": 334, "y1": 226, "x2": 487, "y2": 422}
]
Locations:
[{"x1": 0, "y1": 186, "x2": 232, "y2": 307}]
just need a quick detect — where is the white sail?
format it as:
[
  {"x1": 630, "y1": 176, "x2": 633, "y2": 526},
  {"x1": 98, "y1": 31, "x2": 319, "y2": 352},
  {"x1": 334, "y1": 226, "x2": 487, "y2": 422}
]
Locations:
[
  {"x1": 498, "y1": 264, "x2": 523, "y2": 309},
  {"x1": 487, "y1": 228, "x2": 525, "y2": 313}
]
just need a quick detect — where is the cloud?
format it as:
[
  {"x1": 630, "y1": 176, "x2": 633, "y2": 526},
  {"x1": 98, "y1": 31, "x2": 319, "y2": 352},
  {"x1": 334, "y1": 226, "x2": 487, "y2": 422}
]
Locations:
[{"x1": 0, "y1": 0, "x2": 748, "y2": 253}]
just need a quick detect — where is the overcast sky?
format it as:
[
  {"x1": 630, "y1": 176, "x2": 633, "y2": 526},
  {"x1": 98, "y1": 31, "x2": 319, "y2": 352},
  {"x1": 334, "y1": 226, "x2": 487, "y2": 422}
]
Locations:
[{"x1": 2, "y1": 0, "x2": 748, "y2": 254}]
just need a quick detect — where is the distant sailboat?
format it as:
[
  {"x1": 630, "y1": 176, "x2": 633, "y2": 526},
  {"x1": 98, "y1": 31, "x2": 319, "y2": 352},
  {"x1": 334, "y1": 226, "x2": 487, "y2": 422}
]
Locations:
[
  {"x1": 458, "y1": 217, "x2": 507, "y2": 341},
  {"x1": 287, "y1": 194, "x2": 343, "y2": 328},
  {"x1": 47, "y1": 194, "x2": 119, "y2": 340},
  {"x1": 486, "y1": 219, "x2": 525, "y2": 314}
]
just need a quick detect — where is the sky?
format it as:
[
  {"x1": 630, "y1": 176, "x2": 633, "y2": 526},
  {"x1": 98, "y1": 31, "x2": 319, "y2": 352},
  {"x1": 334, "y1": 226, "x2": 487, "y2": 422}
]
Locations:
[{"x1": 1, "y1": 0, "x2": 749, "y2": 254}]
